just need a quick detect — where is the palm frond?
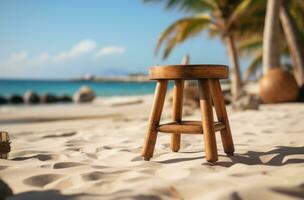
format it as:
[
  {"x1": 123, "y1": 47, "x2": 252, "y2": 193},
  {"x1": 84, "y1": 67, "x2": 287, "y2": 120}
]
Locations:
[
  {"x1": 237, "y1": 36, "x2": 262, "y2": 56},
  {"x1": 227, "y1": 0, "x2": 256, "y2": 28},
  {"x1": 156, "y1": 14, "x2": 214, "y2": 59},
  {"x1": 208, "y1": 23, "x2": 220, "y2": 38},
  {"x1": 231, "y1": 0, "x2": 266, "y2": 38},
  {"x1": 143, "y1": 0, "x2": 216, "y2": 13}
]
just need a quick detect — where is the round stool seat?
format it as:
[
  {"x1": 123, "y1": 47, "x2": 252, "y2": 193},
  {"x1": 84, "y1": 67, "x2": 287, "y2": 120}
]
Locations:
[{"x1": 149, "y1": 65, "x2": 228, "y2": 80}]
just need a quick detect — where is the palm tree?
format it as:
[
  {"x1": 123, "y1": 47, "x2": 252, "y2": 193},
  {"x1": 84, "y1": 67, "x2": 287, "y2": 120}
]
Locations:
[
  {"x1": 238, "y1": 1, "x2": 304, "y2": 85},
  {"x1": 279, "y1": 0, "x2": 304, "y2": 86},
  {"x1": 259, "y1": 0, "x2": 300, "y2": 103},
  {"x1": 144, "y1": 0, "x2": 263, "y2": 103},
  {"x1": 262, "y1": 0, "x2": 282, "y2": 73}
]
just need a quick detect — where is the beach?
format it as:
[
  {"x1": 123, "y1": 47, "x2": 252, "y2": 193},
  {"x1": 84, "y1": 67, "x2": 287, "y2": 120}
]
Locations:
[
  {"x1": 1, "y1": 0, "x2": 304, "y2": 199},
  {"x1": 0, "y1": 94, "x2": 303, "y2": 200}
]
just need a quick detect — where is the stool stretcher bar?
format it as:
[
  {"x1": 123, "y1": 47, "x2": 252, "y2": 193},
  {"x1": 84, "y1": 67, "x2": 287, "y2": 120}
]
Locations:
[{"x1": 157, "y1": 121, "x2": 225, "y2": 134}]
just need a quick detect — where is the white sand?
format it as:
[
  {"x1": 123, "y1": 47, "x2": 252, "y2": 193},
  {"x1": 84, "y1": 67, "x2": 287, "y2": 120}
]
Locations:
[{"x1": 0, "y1": 95, "x2": 304, "y2": 200}]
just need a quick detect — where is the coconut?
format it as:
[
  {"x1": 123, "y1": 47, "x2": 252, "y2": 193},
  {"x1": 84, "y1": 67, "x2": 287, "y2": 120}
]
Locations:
[{"x1": 259, "y1": 68, "x2": 299, "y2": 103}]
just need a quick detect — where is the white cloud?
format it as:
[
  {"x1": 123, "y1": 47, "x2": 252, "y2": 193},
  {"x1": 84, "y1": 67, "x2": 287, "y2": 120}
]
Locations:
[
  {"x1": 1, "y1": 40, "x2": 126, "y2": 76},
  {"x1": 7, "y1": 52, "x2": 49, "y2": 66},
  {"x1": 54, "y1": 39, "x2": 96, "y2": 62},
  {"x1": 36, "y1": 53, "x2": 50, "y2": 63},
  {"x1": 94, "y1": 46, "x2": 126, "y2": 59},
  {"x1": 9, "y1": 51, "x2": 28, "y2": 63}
]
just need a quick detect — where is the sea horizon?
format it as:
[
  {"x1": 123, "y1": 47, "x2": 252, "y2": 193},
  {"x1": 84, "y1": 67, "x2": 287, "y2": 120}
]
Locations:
[{"x1": 0, "y1": 79, "x2": 164, "y2": 97}]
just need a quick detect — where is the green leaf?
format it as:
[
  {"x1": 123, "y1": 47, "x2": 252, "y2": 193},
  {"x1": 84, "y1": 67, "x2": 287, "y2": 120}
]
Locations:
[
  {"x1": 237, "y1": 36, "x2": 262, "y2": 56},
  {"x1": 143, "y1": 0, "x2": 216, "y2": 13},
  {"x1": 227, "y1": 0, "x2": 255, "y2": 28},
  {"x1": 156, "y1": 14, "x2": 214, "y2": 59}
]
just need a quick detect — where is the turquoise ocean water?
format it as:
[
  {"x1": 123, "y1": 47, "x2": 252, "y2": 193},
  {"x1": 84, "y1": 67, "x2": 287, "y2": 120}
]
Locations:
[{"x1": 0, "y1": 79, "x2": 172, "y2": 97}]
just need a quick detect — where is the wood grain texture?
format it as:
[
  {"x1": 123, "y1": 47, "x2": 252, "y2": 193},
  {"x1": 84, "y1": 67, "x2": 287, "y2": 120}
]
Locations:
[
  {"x1": 149, "y1": 65, "x2": 228, "y2": 80},
  {"x1": 210, "y1": 79, "x2": 235, "y2": 155},
  {"x1": 158, "y1": 121, "x2": 225, "y2": 134},
  {"x1": 142, "y1": 80, "x2": 168, "y2": 160},
  {"x1": 171, "y1": 80, "x2": 184, "y2": 152},
  {"x1": 198, "y1": 79, "x2": 218, "y2": 162}
]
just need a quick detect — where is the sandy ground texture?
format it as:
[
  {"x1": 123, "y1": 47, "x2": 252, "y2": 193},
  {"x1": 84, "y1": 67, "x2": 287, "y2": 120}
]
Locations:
[{"x1": 0, "y1": 95, "x2": 304, "y2": 200}]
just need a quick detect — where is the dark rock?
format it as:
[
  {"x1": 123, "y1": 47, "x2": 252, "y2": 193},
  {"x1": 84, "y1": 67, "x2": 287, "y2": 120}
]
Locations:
[
  {"x1": 169, "y1": 81, "x2": 199, "y2": 108},
  {"x1": 73, "y1": 86, "x2": 95, "y2": 103},
  {"x1": 222, "y1": 90, "x2": 232, "y2": 105},
  {"x1": 169, "y1": 81, "x2": 232, "y2": 116},
  {"x1": 58, "y1": 95, "x2": 72, "y2": 103},
  {"x1": 183, "y1": 81, "x2": 200, "y2": 107},
  {"x1": 24, "y1": 91, "x2": 40, "y2": 104},
  {"x1": 232, "y1": 92, "x2": 261, "y2": 111},
  {"x1": 40, "y1": 94, "x2": 58, "y2": 104},
  {"x1": 298, "y1": 85, "x2": 304, "y2": 102},
  {"x1": 0, "y1": 179, "x2": 13, "y2": 200},
  {"x1": 9, "y1": 95, "x2": 24, "y2": 104},
  {"x1": 0, "y1": 96, "x2": 8, "y2": 105}
]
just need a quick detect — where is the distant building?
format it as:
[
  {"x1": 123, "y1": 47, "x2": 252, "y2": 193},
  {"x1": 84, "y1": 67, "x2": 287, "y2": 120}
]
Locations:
[
  {"x1": 128, "y1": 73, "x2": 149, "y2": 82},
  {"x1": 83, "y1": 74, "x2": 95, "y2": 81}
]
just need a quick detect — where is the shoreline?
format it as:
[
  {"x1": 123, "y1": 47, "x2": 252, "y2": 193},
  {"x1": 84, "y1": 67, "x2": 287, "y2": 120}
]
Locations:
[
  {"x1": 0, "y1": 79, "x2": 158, "y2": 100},
  {"x1": 0, "y1": 95, "x2": 152, "y2": 124},
  {"x1": 0, "y1": 76, "x2": 151, "y2": 83}
]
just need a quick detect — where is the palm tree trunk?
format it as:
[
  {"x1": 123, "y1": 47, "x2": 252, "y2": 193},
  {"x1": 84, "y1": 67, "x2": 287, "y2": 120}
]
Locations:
[
  {"x1": 225, "y1": 34, "x2": 242, "y2": 102},
  {"x1": 263, "y1": 0, "x2": 282, "y2": 74},
  {"x1": 279, "y1": 1, "x2": 304, "y2": 86}
]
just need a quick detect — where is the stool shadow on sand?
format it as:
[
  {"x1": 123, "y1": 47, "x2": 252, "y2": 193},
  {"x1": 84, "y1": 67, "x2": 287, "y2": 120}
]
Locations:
[
  {"x1": 216, "y1": 145, "x2": 304, "y2": 167},
  {"x1": 156, "y1": 146, "x2": 304, "y2": 167}
]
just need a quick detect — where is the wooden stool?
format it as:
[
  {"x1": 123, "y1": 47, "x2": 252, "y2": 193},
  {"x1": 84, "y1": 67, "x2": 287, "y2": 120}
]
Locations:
[{"x1": 142, "y1": 65, "x2": 235, "y2": 162}]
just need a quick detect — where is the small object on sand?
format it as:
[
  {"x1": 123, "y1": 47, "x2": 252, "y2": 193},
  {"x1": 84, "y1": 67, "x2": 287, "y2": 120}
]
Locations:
[
  {"x1": 142, "y1": 65, "x2": 235, "y2": 163},
  {"x1": 298, "y1": 85, "x2": 304, "y2": 102},
  {"x1": 0, "y1": 131, "x2": 11, "y2": 159},
  {"x1": 73, "y1": 86, "x2": 96, "y2": 103}
]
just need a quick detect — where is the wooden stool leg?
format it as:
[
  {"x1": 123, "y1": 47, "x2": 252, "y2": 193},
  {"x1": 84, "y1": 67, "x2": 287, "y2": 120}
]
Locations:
[
  {"x1": 198, "y1": 79, "x2": 218, "y2": 162},
  {"x1": 210, "y1": 79, "x2": 235, "y2": 155},
  {"x1": 142, "y1": 80, "x2": 168, "y2": 160},
  {"x1": 171, "y1": 79, "x2": 184, "y2": 152}
]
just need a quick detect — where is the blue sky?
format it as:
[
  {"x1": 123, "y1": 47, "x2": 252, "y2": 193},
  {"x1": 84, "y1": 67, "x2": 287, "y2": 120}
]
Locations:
[{"x1": 0, "y1": 0, "x2": 246, "y2": 79}]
